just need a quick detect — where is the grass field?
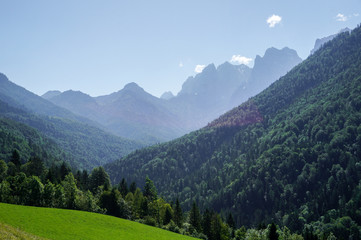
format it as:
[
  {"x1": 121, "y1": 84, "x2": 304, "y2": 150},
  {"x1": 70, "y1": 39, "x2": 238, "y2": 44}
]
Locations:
[
  {"x1": 0, "y1": 203, "x2": 197, "y2": 240},
  {"x1": 0, "y1": 222, "x2": 48, "y2": 240}
]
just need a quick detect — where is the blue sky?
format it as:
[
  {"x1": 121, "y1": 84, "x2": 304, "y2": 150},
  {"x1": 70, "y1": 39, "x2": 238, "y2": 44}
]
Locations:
[{"x1": 0, "y1": 0, "x2": 360, "y2": 97}]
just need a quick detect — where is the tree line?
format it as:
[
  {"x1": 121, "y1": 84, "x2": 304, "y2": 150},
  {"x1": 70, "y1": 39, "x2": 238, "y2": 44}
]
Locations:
[{"x1": 0, "y1": 150, "x2": 309, "y2": 240}]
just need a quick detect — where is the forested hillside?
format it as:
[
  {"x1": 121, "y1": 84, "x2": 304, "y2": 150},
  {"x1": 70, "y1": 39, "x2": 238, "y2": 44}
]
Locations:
[
  {"x1": 0, "y1": 117, "x2": 69, "y2": 167},
  {"x1": 105, "y1": 25, "x2": 361, "y2": 239},
  {"x1": 0, "y1": 98, "x2": 143, "y2": 170}
]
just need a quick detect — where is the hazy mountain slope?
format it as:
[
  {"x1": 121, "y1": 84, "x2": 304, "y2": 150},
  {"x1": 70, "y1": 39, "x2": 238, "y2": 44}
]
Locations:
[
  {"x1": 42, "y1": 90, "x2": 62, "y2": 100},
  {"x1": 44, "y1": 47, "x2": 299, "y2": 143},
  {"x1": 105, "y1": 26, "x2": 361, "y2": 235},
  {"x1": 0, "y1": 80, "x2": 144, "y2": 169},
  {"x1": 172, "y1": 63, "x2": 251, "y2": 130},
  {"x1": 160, "y1": 91, "x2": 175, "y2": 100},
  {"x1": 0, "y1": 74, "x2": 96, "y2": 127},
  {"x1": 47, "y1": 90, "x2": 102, "y2": 122},
  {"x1": 0, "y1": 109, "x2": 70, "y2": 167},
  {"x1": 46, "y1": 83, "x2": 184, "y2": 144},
  {"x1": 310, "y1": 28, "x2": 351, "y2": 55},
  {"x1": 230, "y1": 47, "x2": 302, "y2": 107}
]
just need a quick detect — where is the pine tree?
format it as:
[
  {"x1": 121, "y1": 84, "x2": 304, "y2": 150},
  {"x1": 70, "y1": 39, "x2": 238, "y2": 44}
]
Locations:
[
  {"x1": 118, "y1": 178, "x2": 129, "y2": 197},
  {"x1": 227, "y1": 212, "x2": 235, "y2": 229},
  {"x1": 163, "y1": 205, "x2": 173, "y2": 225},
  {"x1": 189, "y1": 201, "x2": 202, "y2": 233},
  {"x1": 268, "y1": 222, "x2": 279, "y2": 240},
  {"x1": 10, "y1": 150, "x2": 21, "y2": 167},
  {"x1": 202, "y1": 208, "x2": 212, "y2": 238},
  {"x1": 143, "y1": 176, "x2": 157, "y2": 200},
  {"x1": 60, "y1": 162, "x2": 70, "y2": 180},
  {"x1": 129, "y1": 181, "x2": 137, "y2": 193},
  {"x1": 173, "y1": 198, "x2": 183, "y2": 227}
]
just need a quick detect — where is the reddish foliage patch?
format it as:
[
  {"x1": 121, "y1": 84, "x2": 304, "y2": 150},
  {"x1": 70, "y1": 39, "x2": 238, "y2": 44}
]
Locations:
[{"x1": 207, "y1": 101, "x2": 263, "y2": 128}]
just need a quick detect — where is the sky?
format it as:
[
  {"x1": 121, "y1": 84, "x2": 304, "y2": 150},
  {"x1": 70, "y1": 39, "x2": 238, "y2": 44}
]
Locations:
[{"x1": 0, "y1": 0, "x2": 360, "y2": 98}]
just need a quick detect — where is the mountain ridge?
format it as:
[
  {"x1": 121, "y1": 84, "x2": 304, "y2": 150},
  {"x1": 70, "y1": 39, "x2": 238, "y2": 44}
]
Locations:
[
  {"x1": 104, "y1": 25, "x2": 361, "y2": 237},
  {"x1": 43, "y1": 46, "x2": 301, "y2": 144},
  {"x1": 0, "y1": 74, "x2": 144, "y2": 169}
]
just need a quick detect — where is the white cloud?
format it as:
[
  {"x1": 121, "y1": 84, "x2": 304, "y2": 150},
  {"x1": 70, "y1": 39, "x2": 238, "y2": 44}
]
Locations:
[
  {"x1": 354, "y1": 13, "x2": 360, "y2": 17},
  {"x1": 267, "y1": 14, "x2": 282, "y2": 28},
  {"x1": 194, "y1": 65, "x2": 206, "y2": 73},
  {"x1": 179, "y1": 62, "x2": 184, "y2": 67},
  {"x1": 336, "y1": 13, "x2": 347, "y2": 21},
  {"x1": 230, "y1": 55, "x2": 253, "y2": 65}
]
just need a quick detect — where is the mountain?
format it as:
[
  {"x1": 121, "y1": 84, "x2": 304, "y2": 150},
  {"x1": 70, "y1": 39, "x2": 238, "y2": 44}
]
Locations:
[
  {"x1": 160, "y1": 91, "x2": 175, "y2": 100},
  {"x1": 42, "y1": 90, "x2": 62, "y2": 99},
  {"x1": 104, "y1": 26, "x2": 361, "y2": 237},
  {"x1": 310, "y1": 28, "x2": 351, "y2": 55},
  {"x1": 0, "y1": 75, "x2": 143, "y2": 169},
  {"x1": 0, "y1": 74, "x2": 94, "y2": 126},
  {"x1": 46, "y1": 90, "x2": 101, "y2": 122},
  {"x1": 171, "y1": 62, "x2": 252, "y2": 130},
  {"x1": 44, "y1": 47, "x2": 300, "y2": 144},
  {"x1": 46, "y1": 83, "x2": 185, "y2": 144},
  {"x1": 0, "y1": 110, "x2": 69, "y2": 167},
  {"x1": 230, "y1": 47, "x2": 302, "y2": 107}
]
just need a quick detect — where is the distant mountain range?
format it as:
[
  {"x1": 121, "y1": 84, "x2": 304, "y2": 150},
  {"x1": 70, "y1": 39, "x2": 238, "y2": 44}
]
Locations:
[
  {"x1": 104, "y1": 26, "x2": 361, "y2": 238},
  {"x1": 0, "y1": 74, "x2": 143, "y2": 170},
  {"x1": 44, "y1": 83, "x2": 184, "y2": 144},
  {"x1": 43, "y1": 47, "x2": 302, "y2": 144}
]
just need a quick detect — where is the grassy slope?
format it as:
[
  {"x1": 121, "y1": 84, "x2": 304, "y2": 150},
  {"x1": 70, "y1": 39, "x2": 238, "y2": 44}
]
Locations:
[
  {"x1": 0, "y1": 222, "x2": 48, "y2": 240},
  {"x1": 0, "y1": 203, "x2": 197, "y2": 240}
]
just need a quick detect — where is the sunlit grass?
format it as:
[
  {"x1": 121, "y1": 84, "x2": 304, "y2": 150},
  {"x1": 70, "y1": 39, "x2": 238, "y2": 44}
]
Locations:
[{"x1": 0, "y1": 203, "x2": 197, "y2": 240}]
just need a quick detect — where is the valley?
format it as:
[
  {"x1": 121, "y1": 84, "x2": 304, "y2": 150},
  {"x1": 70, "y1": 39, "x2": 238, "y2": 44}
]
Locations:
[{"x1": 0, "y1": 2, "x2": 360, "y2": 239}]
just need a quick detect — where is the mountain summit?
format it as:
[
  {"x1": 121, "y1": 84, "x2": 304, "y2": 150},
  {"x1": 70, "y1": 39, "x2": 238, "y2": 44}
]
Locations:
[
  {"x1": 230, "y1": 47, "x2": 302, "y2": 107},
  {"x1": 43, "y1": 47, "x2": 301, "y2": 143},
  {"x1": 105, "y1": 25, "x2": 361, "y2": 238},
  {"x1": 310, "y1": 28, "x2": 351, "y2": 55}
]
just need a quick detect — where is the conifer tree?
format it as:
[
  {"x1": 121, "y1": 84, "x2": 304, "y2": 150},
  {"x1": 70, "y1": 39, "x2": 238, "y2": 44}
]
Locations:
[
  {"x1": 189, "y1": 201, "x2": 202, "y2": 233},
  {"x1": 173, "y1": 198, "x2": 183, "y2": 227},
  {"x1": 143, "y1": 176, "x2": 157, "y2": 200},
  {"x1": 129, "y1": 181, "x2": 137, "y2": 193},
  {"x1": 227, "y1": 212, "x2": 235, "y2": 229},
  {"x1": 268, "y1": 222, "x2": 279, "y2": 240},
  {"x1": 118, "y1": 178, "x2": 129, "y2": 197},
  {"x1": 202, "y1": 208, "x2": 212, "y2": 238},
  {"x1": 163, "y1": 205, "x2": 173, "y2": 225},
  {"x1": 10, "y1": 150, "x2": 21, "y2": 167}
]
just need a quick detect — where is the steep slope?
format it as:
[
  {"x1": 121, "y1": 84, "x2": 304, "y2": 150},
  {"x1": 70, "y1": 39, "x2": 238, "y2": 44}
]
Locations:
[
  {"x1": 97, "y1": 83, "x2": 185, "y2": 143},
  {"x1": 0, "y1": 113, "x2": 70, "y2": 167},
  {"x1": 0, "y1": 85, "x2": 143, "y2": 170},
  {"x1": 0, "y1": 74, "x2": 95, "y2": 126},
  {"x1": 172, "y1": 63, "x2": 251, "y2": 130},
  {"x1": 44, "y1": 47, "x2": 299, "y2": 143},
  {"x1": 47, "y1": 90, "x2": 101, "y2": 122},
  {"x1": 230, "y1": 47, "x2": 302, "y2": 107},
  {"x1": 105, "y1": 26, "x2": 361, "y2": 236},
  {"x1": 310, "y1": 28, "x2": 351, "y2": 55},
  {"x1": 46, "y1": 83, "x2": 184, "y2": 144}
]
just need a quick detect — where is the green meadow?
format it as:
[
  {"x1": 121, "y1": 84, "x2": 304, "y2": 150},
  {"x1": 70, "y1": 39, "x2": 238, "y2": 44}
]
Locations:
[{"x1": 0, "y1": 203, "x2": 198, "y2": 240}]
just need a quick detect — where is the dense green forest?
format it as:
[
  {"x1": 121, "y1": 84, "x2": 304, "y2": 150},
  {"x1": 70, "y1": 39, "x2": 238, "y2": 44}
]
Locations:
[
  {"x1": 0, "y1": 117, "x2": 69, "y2": 166},
  {"x1": 105, "y1": 25, "x2": 361, "y2": 239},
  {"x1": 0, "y1": 98, "x2": 143, "y2": 170},
  {"x1": 0, "y1": 152, "x2": 306, "y2": 239}
]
